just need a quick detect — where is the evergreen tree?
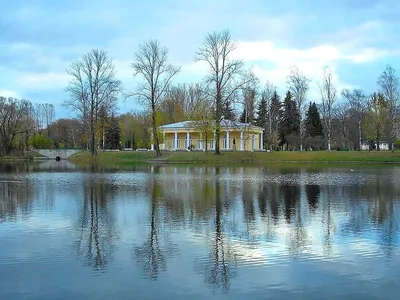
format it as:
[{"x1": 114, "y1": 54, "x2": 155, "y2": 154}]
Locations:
[
  {"x1": 106, "y1": 115, "x2": 121, "y2": 149},
  {"x1": 270, "y1": 91, "x2": 281, "y2": 150},
  {"x1": 240, "y1": 108, "x2": 247, "y2": 123},
  {"x1": 305, "y1": 102, "x2": 323, "y2": 138},
  {"x1": 221, "y1": 102, "x2": 236, "y2": 121},
  {"x1": 254, "y1": 98, "x2": 268, "y2": 128},
  {"x1": 279, "y1": 91, "x2": 300, "y2": 149}
]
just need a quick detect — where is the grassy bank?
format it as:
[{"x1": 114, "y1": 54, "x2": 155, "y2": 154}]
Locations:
[
  {"x1": 0, "y1": 151, "x2": 43, "y2": 161},
  {"x1": 68, "y1": 150, "x2": 156, "y2": 166},
  {"x1": 68, "y1": 150, "x2": 400, "y2": 165}
]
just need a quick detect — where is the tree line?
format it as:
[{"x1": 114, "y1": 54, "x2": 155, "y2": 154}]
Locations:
[
  {"x1": 0, "y1": 98, "x2": 57, "y2": 156},
  {"x1": 3, "y1": 30, "x2": 398, "y2": 157},
  {"x1": 63, "y1": 29, "x2": 400, "y2": 157}
]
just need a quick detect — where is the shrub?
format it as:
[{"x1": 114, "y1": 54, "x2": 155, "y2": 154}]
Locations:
[{"x1": 29, "y1": 134, "x2": 53, "y2": 149}]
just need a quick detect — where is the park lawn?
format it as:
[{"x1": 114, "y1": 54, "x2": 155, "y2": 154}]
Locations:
[
  {"x1": 68, "y1": 150, "x2": 400, "y2": 165},
  {"x1": 68, "y1": 150, "x2": 157, "y2": 166},
  {"x1": 165, "y1": 150, "x2": 400, "y2": 164}
]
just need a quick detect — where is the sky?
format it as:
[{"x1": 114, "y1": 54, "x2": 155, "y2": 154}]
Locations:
[{"x1": 1, "y1": 0, "x2": 399, "y2": 119}]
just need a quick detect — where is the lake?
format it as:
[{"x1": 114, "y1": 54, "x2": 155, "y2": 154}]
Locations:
[{"x1": 1, "y1": 161, "x2": 400, "y2": 299}]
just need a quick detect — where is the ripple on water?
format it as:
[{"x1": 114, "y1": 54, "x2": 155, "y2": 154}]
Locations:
[{"x1": 1, "y1": 165, "x2": 400, "y2": 299}]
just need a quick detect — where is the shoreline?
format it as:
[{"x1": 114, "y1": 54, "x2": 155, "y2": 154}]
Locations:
[
  {"x1": 3, "y1": 150, "x2": 400, "y2": 166},
  {"x1": 67, "y1": 150, "x2": 400, "y2": 166}
]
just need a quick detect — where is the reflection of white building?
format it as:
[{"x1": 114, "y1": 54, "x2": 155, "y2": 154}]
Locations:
[{"x1": 361, "y1": 141, "x2": 390, "y2": 151}]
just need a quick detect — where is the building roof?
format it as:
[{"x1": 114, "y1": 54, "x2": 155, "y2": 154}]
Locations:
[{"x1": 159, "y1": 119, "x2": 264, "y2": 131}]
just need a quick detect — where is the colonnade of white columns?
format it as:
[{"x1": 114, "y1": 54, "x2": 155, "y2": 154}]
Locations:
[{"x1": 150, "y1": 129, "x2": 264, "y2": 151}]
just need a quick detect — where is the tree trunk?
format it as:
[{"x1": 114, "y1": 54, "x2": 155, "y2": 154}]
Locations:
[
  {"x1": 205, "y1": 134, "x2": 208, "y2": 155},
  {"x1": 215, "y1": 124, "x2": 220, "y2": 155},
  {"x1": 299, "y1": 118, "x2": 303, "y2": 151},
  {"x1": 151, "y1": 103, "x2": 161, "y2": 157},
  {"x1": 102, "y1": 128, "x2": 105, "y2": 150},
  {"x1": 377, "y1": 126, "x2": 380, "y2": 151},
  {"x1": 215, "y1": 91, "x2": 222, "y2": 155},
  {"x1": 91, "y1": 125, "x2": 96, "y2": 156},
  {"x1": 327, "y1": 118, "x2": 331, "y2": 152},
  {"x1": 358, "y1": 120, "x2": 362, "y2": 151}
]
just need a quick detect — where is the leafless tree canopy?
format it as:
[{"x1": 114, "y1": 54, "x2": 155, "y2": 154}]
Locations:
[
  {"x1": 129, "y1": 39, "x2": 181, "y2": 157},
  {"x1": 377, "y1": 65, "x2": 400, "y2": 150},
  {"x1": 0, "y1": 97, "x2": 31, "y2": 155},
  {"x1": 160, "y1": 83, "x2": 206, "y2": 123},
  {"x1": 196, "y1": 29, "x2": 256, "y2": 154},
  {"x1": 287, "y1": 66, "x2": 311, "y2": 151},
  {"x1": 64, "y1": 48, "x2": 121, "y2": 156},
  {"x1": 341, "y1": 88, "x2": 368, "y2": 150},
  {"x1": 287, "y1": 66, "x2": 310, "y2": 114},
  {"x1": 318, "y1": 66, "x2": 337, "y2": 151}
]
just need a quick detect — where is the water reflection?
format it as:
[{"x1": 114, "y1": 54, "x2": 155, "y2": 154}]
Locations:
[
  {"x1": 306, "y1": 185, "x2": 320, "y2": 212},
  {"x1": 75, "y1": 177, "x2": 119, "y2": 271},
  {"x1": 0, "y1": 180, "x2": 33, "y2": 221},
  {"x1": 132, "y1": 169, "x2": 178, "y2": 280},
  {"x1": 1, "y1": 162, "x2": 400, "y2": 298},
  {"x1": 194, "y1": 167, "x2": 238, "y2": 293}
]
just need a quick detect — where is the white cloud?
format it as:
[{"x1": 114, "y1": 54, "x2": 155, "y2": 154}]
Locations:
[
  {"x1": 179, "y1": 39, "x2": 389, "y2": 101},
  {"x1": 13, "y1": 72, "x2": 70, "y2": 90},
  {"x1": 113, "y1": 59, "x2": 133, "y2": 82},
  {"x1": 0, "y1": 89, "x2": 18, "y2": 98}
]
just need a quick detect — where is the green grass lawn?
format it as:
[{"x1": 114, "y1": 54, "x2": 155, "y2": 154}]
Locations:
[
  {"x1": 68, "y1": 150, "x2": 400, "y2": 165},
  {"x1": 68, "y1": 150, "x2": 157, "y2": 166}
]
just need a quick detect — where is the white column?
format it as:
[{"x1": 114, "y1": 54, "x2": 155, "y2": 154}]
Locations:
[
  {"x1": 240, "y1": 131, "x2": 244, "y2": 151},
  {"x1": 200, "y1": 133, "x2": 203, "y2": 150},
  {"x1": 150, "y1": 130, "x2": 154, "y2": 150},
  {"x1": 163, "y1": 131, "x2": 166, "y2": 150},
  {"x1": 260, "y1": 132, "x2": 263, "y2": 150},
  {"x1": 186, "y1": 131, "x2": 190, "y2": 150},
  {"x1": 174, "y1": 132, "x2": 178, "y2": 150},
  {"x1": 226, "y1": 131, "x2": 230, "y2": 150}
]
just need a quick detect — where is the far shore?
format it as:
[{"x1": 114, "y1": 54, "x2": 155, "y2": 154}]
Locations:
[
  {"x1": 63, "y1": 149, "x2": 400, "y2": 166},
  {"x1": 3, "y1": 150, "x2": 400, "y2": 166}
]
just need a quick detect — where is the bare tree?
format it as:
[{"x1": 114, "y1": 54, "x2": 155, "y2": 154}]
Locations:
[
  {"x1": 258, "y1": 81, "x2": 276, "y2": 150},
  {"x1": 128, "y1": 40, "x2": 181, "y2": 157},
  {"x1": 341, "y1": 89, "x2": 368, "y2": 150},
  {"x1": 34, "y1": 103, "x2": 45, "y2": 132},
  {"x1": 64, "y1": 49, "x2": 121, "y2": 156},
  {"x1": 160, "y1": 83, "x2": 206, "y2": 124},
  {"x1": 377, "y1": 65, "x2": 399, "y2": 151},
  {"x1": 44, "y1": 103, "x2": 55, "y2": 138},
  {"x1": 196, "y1": 30, "x2": 256, "y2": 155},
  {"x1": 332, "y1": 101, "x2": 350, "y2": 148},
  {"x1": 287, "y1": 66, "x2": 311, "y2": 151},
  {"x1": 0, "y1": 97, "x2": 31, "y2": 156},
  {"x1": 318, "y1": 66, "x2": 337, "y2": 152}
]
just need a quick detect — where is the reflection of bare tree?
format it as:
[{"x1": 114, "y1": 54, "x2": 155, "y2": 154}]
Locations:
[
  {"x1": 305, "y1": 185, "x2": 320, "y2": 213},
  {"x1": 0, "y1": 180, "x2": 34, "y2": 220},
  {"x1": 75, "y1": 179, "x2": 118, "y2": 271},
  {"x1": 370, "y1": 181, "x2": 399, "y2": 258},
  {"x1": 241, "y1": 180, "x2": 255, "y2": 240},
  {"x1": 378, "y1": 197, "x2": 398, "y2": 258},
  {"x1": 194, "y1": 169, "x2": 237, "y2": 293},
  {"x1": 257, "y1": 182, "x2": 277, "y2": 241},
  {"x1": 287, "y1": 187, "x2": 310, "y2": 256},
  {"x1": 322, "y1": 186, "x2": 335, "y2": 257},
  {"x1": 132, "y1": 177, "x2": 178, "y2": 281}
]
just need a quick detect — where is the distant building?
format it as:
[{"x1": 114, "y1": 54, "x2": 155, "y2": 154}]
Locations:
[
  {"x1": 157, "y1": 119, "x2": 264, "y2": 151},
  {"x1": 361, "y1": 141, "x2": 390, "y2": 151}
]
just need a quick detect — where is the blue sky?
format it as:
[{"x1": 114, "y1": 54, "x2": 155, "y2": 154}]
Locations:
[{"x1": 1, "y1": 0, "x2": 399, "y2": 119}]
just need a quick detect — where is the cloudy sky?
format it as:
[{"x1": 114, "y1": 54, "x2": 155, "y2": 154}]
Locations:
[{"x1": 1, "y1": 0, "x2": 399, "y2": 119}]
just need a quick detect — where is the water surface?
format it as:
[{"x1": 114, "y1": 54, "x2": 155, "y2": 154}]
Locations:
[{"x1": 1, "y1": 161, "x2": 400, "y2": 299}]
